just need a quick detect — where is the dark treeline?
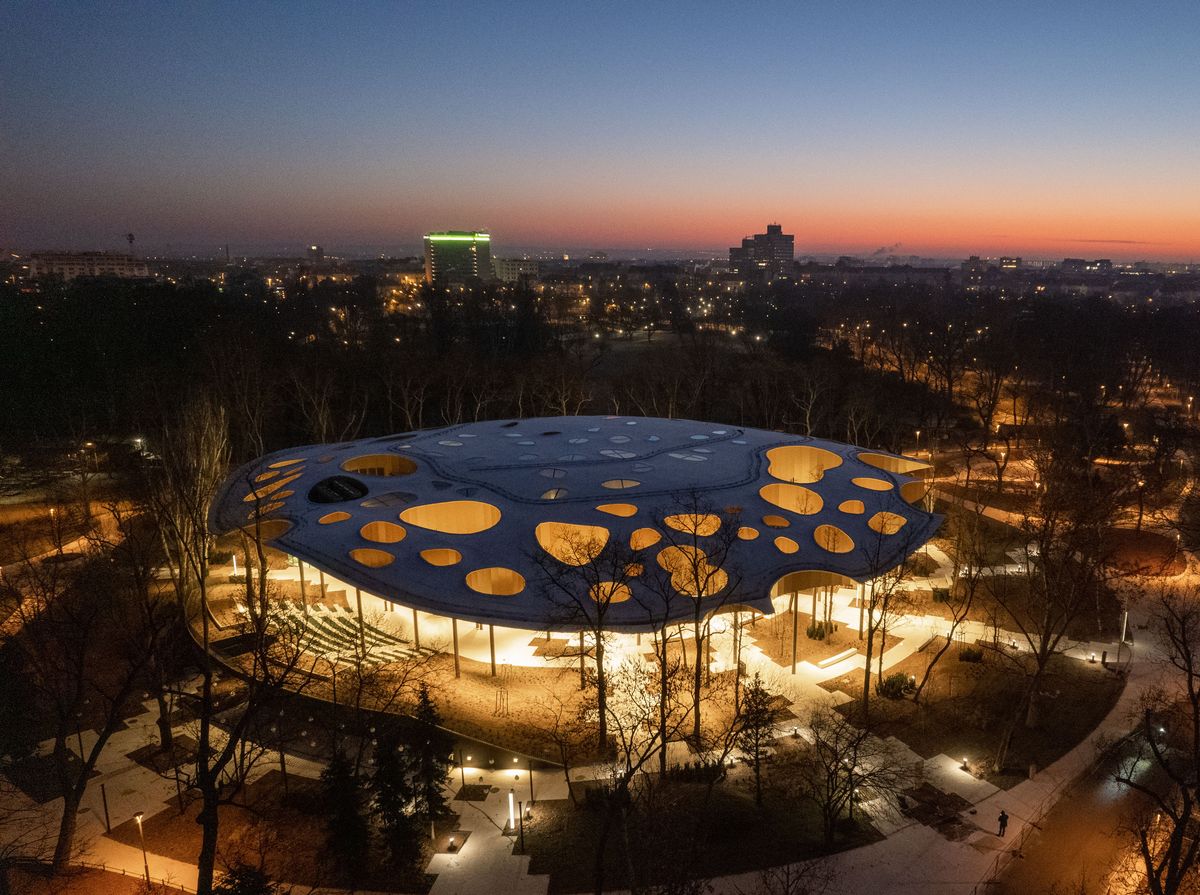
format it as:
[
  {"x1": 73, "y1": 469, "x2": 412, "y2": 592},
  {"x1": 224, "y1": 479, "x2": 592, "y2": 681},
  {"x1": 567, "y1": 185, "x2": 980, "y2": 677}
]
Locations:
[{"x1": 6, "y1": 272, "x2": 1200, "y2": 464}]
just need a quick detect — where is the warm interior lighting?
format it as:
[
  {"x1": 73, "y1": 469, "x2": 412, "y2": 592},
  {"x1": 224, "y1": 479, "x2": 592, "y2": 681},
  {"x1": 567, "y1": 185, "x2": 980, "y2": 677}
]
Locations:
[
  {"x1": 759, "y1": 482, "x2": 823, "y2": 515},
  {"x1": 813, "y1": 524, "x2": 855, "y2": 553},
  {"x1": 465, "y1": 567, "x2": 526, "y2": 596},
  {"x1": 765, "y1": 445, "x2": 843, "y2": 483},
  {"x1": 359, "y1": 521, "x2": 407, "y2": 543},
  {"x1": 349, "y1": 547, "x2": 395, "y2": 568},
  {"x1": 420, "y1": 548, "x2": 462, "y2": 566},
  {"x1": 341, "y1": 454, "x2": 418, "y2": 477},
  {"x1": 400, "y1": 500, "x2": 502, "y2": 534},
  {"x1": 535, "y1": 521, "x2": 610, "y2": 565}
]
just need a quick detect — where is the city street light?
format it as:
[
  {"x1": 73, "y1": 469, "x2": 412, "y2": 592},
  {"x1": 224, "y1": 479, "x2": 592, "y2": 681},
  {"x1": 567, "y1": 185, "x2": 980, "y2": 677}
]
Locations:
[{"x1": 134, "y1": 811, "x2": 150, "y2": 883}]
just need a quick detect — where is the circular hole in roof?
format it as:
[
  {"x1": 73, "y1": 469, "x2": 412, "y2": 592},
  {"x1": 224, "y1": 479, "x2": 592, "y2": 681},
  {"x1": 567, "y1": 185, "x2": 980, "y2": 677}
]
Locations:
[
  {"x1": 838, "y1": 499, "x2": 866, "y2": 514},
  {"x1": 420, "y1": 548, "x2": 461, "y2": 567},
  {"x1": 630, "y1": 528, "x2": 661, "y2": 550},
  {"x1": 626, "y1": 420, "x2": 638, "y2": 426},
  {"x1": 712, "y1": 430, "x2": 729, "y2": 435},
  {"x1": 762, "y1": 514, "x2": 790, "y2": 528},
  {"x1": 360, "y1": 521, "x2": 407, "y2": 544},
  {"x1": 765, "y1": 445, "x2": 842, "y2": 483},
  {"x1": 601, "y1": 479, "x2": 640, "y2": 489},
  {"x1": 360, "y1": 491, "x2": 417, "y2": 508},
  {"x1": 590, "y1": 581, "x2": 633, "y2": 604},
  {"x1": 518, "y1": 453, "x2": 539, "y2": 460},
  {"x1": 569, "y1": 438, "x2": 589, "y2": 444},
  {"x1": 665, "y1": 513, "x2": 722, "y2": 536},
  {"x1": 587, "y1": 427, "x2": 600, "y2": 432},
  {"x1": 540, "y1": 468, "x2": 567, "y2": 479},
  {"x1": 900, "y1": 481, "x2": 929, "y2": 505},
  {"x1": 737, "y1": 526, "x2": 760, "y2": 540},
  {"x1": 693, "y1": 448, "x2": 713, "y2": 454},
  {"x1": 341, "y1": 454, "x2": 417, "y2": 477},
  {"x1": 760, "y1": 483, "x2": 823, "y2": 515},
  {"x1": 669, "y1": 452, "x2": 707, "y2": 462},
  {"x1": 690, "y1": 435, "x2": 710, "y2": 441},
  {"x1": 775, "y1": 536, "x2": 799, "y2": 554},
  {"x1": 350, "y1": 548, "x2": 394, "y2": 568},
  {"x1": 868, "y1": 512, "x2": 908, "y2": 535},
  {"x1": 596, "y1": 503, "x2": 637, "y2": 517},
  {"x1": 244, "y1": 472, "x2": 302, "y2": 502},
  {"x1": 814, "y1": 524, "x2": 855, "y2": 554},
  {"x1": 466, "y1": 567, "x2": 525, "y2": 596},
  {"x1": 541, "y1": 430, "x2": 561, "y2": 436},
  {"x1": 254, "y1": 470, "x2": 281, "y2": 483},
  {"x1": 460, "y1": 433, "x2": 478, "y2": 438},
  {"x1": 858, "y1": 452, "x2": 931, "y2": 475},
  {"x1": 559, "y1": 453, "x2": 587, "y2": 461},
  {"x1": 501, "y1": 421, "x2": 519, "y2": 427},
  {"x1": 400, "y1": 500, "x2": 502, "y2": 534},
  {"x1": 732, "y1": 439, "x2": 747, "y2": 444},
  {"x1": 601, "y1": 449, "x2": 636, "y2": 459},
  {"x1": 536, "y1": 522, "x2": 610, "y2": 565},
  {"x1": 656, "y1": 545, "x2": 728, "y2": 597},
  {"x1": 541, "y1": 488, "x2": 569, "y2": 500},
  {"x1": 240, "y1": 519, "x2": 292, "y2": 540},
  {"x1": 503, "y1": 433, "x2": 523, "y2": 438},
  {"x1": 517, "y1": 440, "x2": 536, "y2": 446},
  {"x1": 268, "y1": 458, "x2": 305, "y2": 469},
  {"x1": 319, "y1": 511, "x2": 351, "y2": 524},
  {"x1": 308, "y1": 475, "x2": 369, "y2": 504},
  {"x1": 647, "y1": 436, "x2": 661, "y2": 442},
  {"x1": 609, "y1": 435, "x2": 631, "y2": 444},
  {"x1": 852, "y1": 477, "x2": 894, "y2": 491},
  {"x1": 246, "y1": 500, "x2": 285, "y2": 518},
  {"x1": 438, "y1": 440, "x2": 463, "y2": 447}
]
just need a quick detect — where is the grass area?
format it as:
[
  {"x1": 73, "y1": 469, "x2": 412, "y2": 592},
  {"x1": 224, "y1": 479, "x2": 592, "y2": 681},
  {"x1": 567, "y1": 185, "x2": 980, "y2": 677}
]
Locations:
[
  {"x1": 823, "y1": 648, "x2": 1125, "y2": 788},
  {"x1": 107, "y1": 770, "x2": 438, "y2": 893},
  {"x1": 523, "y1": 771, "x2": 876, "y2": 893},
  {"x1": 939, "y1": 481, "x2": 1035, "y2": 515}
]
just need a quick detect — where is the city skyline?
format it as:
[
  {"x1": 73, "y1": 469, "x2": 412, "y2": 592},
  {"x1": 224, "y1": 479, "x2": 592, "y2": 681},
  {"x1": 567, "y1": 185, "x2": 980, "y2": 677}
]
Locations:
[{"x1": 3, "y1": 1, "x2": 1199, "y2": 260}]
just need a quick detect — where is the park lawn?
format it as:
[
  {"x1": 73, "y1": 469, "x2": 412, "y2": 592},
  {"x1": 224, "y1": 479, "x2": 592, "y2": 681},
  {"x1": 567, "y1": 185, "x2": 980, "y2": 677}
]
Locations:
[
  {"x1": 523, "y1": 774, "x2": 877, "y2": 893},
  {"x1": 824, "y1": 649, "x2": 1124, "y2": 789},
  {"x1": 106, "y1": 770, "x2": 439, "y2": 893}
]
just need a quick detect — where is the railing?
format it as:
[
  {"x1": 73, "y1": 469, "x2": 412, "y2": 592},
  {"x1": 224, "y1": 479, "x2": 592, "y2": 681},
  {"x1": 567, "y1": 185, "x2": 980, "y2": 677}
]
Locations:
[{"x1": 73, "y1": 858, "x2": 197, "y2": 893}]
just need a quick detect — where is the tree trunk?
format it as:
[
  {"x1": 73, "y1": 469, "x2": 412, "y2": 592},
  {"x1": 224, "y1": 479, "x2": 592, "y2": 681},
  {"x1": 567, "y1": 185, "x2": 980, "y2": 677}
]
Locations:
[
  {"x1": 692, "y1": 624, "x2": 703, "y2": 744},
  {"x1": 51, "y1": 790, "x2": 81, "y2": 871},
  {"x1": 595, "y1": 637, "x2": 608, "y2": 753},
  {"x1": 195, "y1": 789, "x2": 220, "y2": 895},
  {"x1": 156, "y1": 691, "x2": 174, "y2": 752}
]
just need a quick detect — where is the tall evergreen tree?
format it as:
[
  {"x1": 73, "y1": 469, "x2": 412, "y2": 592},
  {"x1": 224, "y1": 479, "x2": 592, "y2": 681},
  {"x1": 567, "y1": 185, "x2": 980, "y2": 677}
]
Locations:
[
  {"x1": 409, "y1": 685, "x2": 454, "y2": 819},
  {"x1": 321, "y1": 749, "x2": 369, "y2": 880},
  {"x1": 370, "y1": 728, "x2": 423, "y2": 869}
]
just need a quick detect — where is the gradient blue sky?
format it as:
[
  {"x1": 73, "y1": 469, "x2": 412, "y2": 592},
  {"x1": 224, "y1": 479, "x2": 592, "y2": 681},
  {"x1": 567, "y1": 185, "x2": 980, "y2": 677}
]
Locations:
[{"x1": 3, "y1": 1, "x2": 1199, "y2": 259}]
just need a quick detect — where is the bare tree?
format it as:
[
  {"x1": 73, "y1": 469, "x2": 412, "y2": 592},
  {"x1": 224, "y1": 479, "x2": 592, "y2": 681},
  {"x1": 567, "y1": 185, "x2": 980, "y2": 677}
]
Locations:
[
  {"x1": 533, "y1": 524, "x2": 645, "y2": 753},
  {"x1": 151, "y1": 397, "x2": 319, "y2": 895},
  {"x1": 1112, "y1": 586, "x2": 1200, "y2": 895},
  {"x1": 0, "y1": 539, "x2": 151, "y2": 871},
  {"x1": 777, "y1": 701, "x2": 912, "y2": 847}
]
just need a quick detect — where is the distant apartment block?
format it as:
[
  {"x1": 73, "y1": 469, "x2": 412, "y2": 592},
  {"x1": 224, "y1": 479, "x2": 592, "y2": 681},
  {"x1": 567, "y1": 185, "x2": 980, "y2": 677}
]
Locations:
[
  {"x1": 493, "y1": 257, "x2": 540, "y2": 283},
  {"x1": 423, "y1": 231, "x2": 493, "y2": 284},
  {"x1": 729, "y1": 223, "x2": 794, "y2": 279},
  {"x1": 29, "y1": 252, "x2": 149, "y2": 281}
]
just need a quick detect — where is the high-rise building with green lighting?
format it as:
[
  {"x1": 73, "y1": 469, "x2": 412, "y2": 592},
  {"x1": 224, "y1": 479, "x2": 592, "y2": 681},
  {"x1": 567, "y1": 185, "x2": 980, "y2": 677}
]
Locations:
[{"x1": 423, "y1": 231, "x2": 493, "y2": 284}]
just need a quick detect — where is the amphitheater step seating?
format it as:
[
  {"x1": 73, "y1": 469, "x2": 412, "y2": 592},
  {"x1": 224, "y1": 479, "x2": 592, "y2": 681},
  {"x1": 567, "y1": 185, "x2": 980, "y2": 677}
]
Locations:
[{"x1": 278, "y1": 604, "x2": 414, "y2": 665}]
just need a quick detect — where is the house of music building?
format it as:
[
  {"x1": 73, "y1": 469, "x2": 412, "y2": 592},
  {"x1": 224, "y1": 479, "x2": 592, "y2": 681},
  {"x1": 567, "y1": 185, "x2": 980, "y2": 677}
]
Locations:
[{"x1": 209, "y1": 416, "x2": 939, "y2": 680}]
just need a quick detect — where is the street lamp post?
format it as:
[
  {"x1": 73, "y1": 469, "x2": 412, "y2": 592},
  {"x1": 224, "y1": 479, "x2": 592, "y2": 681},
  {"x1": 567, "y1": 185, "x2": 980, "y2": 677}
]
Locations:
[{"x1": 134, "y1": 811, "x2": 150, "y2": 883}]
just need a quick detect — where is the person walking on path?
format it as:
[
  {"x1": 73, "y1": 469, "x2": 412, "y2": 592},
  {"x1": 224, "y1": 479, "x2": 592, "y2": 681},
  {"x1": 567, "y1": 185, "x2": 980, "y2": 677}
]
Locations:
[{"x1": 998, "y1": 810, "x2": 1009, "y2": 837}]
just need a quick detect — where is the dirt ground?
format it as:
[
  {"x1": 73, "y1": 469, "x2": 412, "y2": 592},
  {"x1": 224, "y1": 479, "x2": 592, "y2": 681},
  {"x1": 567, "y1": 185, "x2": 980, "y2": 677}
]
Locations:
[
  {"x1": 822, "y1": 645, "x2": 1125, "y2": 787},
  {"x1": 8, "y1": 866, "x2": 188, "y2": 894},
  {"x1": 1101, "y1": 527, "x2": 1185, "y2": 576}
]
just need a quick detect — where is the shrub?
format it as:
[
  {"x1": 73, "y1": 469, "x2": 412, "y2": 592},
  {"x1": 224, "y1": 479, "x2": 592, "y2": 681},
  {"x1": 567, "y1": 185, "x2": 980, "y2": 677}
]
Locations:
[
  {"x1": 958, "y1": 644, "x2": 984, "y2": 663},
  {"x1": 877, "y1": 672, "x2": 911, "y2": 699},
  {"x1": 932, "y1": 586, "x2": 950, "y2": 603}
]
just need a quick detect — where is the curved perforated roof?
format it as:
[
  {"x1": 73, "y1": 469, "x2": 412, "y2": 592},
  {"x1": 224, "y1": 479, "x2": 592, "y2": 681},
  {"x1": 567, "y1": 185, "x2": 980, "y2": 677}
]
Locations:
[{"x1": 210, "y1": 416, "x2": 940, "y2": 632}]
